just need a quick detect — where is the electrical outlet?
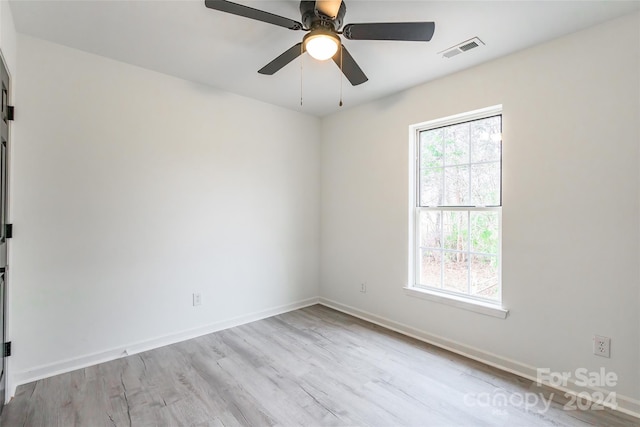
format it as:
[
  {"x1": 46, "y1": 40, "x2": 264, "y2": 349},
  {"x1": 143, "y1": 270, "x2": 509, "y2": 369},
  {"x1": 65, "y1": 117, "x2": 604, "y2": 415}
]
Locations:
[
  {"x1": 360, "y1": 283, "x2": 367, "y2": 293},
  {"x1": 593, "y1": 335, "x2": 610, "y2": 358},
  {"x1": 193, "y1": 293, "x2": 202, "y2": 307}
]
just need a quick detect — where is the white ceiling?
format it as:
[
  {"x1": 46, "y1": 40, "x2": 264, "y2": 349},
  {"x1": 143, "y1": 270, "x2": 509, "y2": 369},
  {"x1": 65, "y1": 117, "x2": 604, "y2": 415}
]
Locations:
[{"x1": 9, "y1": 0, "x2": 640, "y2": 116}]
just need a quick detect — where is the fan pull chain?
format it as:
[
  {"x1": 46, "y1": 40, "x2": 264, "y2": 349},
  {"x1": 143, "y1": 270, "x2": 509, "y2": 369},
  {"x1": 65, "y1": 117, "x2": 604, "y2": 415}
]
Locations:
[
  {"x1": 339, "y1": 44, "x2": 343, "y2": 107},
  {"x1": 300, "y1": 43, "x2": 304, "y2": 107}
]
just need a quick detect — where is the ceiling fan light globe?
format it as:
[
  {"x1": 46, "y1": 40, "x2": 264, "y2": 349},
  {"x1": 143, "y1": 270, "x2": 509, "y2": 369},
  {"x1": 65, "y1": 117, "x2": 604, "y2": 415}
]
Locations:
[{"x1": 305, "y1": 34, "x2": 339, "y2": 61}]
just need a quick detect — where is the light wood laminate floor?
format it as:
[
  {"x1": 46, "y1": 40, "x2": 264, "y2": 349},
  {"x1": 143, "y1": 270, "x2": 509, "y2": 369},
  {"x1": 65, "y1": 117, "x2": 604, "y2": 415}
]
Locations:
[{"x1": 2, "y1": 305, "x2": 639, "y2": 426}]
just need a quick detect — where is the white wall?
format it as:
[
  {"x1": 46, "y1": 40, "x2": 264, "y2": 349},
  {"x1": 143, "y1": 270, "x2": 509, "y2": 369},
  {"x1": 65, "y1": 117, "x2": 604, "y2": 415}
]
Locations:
[
  {"x1": 320, "y1": 11, "x2": 640, "y2": 407},
  {"x1": 10, "y1": 35, "x2": 320, "y2": 387},
  {"x1": 0, "y1": 0, "x2": 16, "y2": 73}
]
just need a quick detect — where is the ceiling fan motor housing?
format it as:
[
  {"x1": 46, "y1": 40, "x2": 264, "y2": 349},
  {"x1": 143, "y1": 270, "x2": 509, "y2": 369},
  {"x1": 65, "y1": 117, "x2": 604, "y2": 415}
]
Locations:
[{"x1": 300, "y1": 1, "x2": 346, "y2": 31}]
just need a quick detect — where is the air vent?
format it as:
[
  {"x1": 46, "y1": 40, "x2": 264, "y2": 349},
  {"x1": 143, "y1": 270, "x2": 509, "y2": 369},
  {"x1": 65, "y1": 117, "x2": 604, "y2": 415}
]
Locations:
[
  {"x1": 459, "y1": 41, "x2": 479, "y2": 51},
  {"x1": 439, "y1": 37, "x2": 484, "y2": 59}
]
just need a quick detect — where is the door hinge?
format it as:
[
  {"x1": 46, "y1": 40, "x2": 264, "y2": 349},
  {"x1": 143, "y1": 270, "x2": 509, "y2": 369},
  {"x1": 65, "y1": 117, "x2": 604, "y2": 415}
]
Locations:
[
  {"x1": 5, "y1": 223, "x2": 12, "y2": 238},
  {"x1": 3, "y1": 342, "x2": 11, "y2": 357},
  {"x1": 7, "y1": 106, "x2": 13, "y2": 121}
]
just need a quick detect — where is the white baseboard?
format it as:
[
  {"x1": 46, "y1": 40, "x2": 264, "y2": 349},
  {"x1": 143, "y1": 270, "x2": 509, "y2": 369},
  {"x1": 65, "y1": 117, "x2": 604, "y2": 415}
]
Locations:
[
  {"x1": 8, "y1": 297, "x2": 320, "y2": 399},
  {"x1": 319, "y1": 297, "x2": 640, "y2": 419}
]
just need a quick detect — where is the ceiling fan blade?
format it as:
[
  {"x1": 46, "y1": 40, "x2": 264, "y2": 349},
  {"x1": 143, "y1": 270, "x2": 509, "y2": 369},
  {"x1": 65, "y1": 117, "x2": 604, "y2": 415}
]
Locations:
[
  {"x1": 332, "y1": 45, "x2": 368, "y2": 86},
  {"x1": 204, "y1": 0, "x2": 303, "y2": 30},
  {"x1": 315, "y1": 0, "x2": 342, "y2": 19},
  {"x1": 343, "y1": 22, "x2": 435, "y2": 41},
  {"x1": 258, "y1": 43, "x2": 305, "y2": 75}
]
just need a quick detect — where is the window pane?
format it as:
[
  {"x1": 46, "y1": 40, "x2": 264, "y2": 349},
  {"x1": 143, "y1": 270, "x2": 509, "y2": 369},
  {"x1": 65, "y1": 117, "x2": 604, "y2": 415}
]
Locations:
[
  {"x1": 443, "y1": 211, "x2": 468, "y2": 251},
  {"x1": 420, "y1": 168, "x2": 443, "y2": 206},
  {"x1": 419, "y1": 249, "x2": 442, "y2": 288},
  {"x1": 470, "y1": 255, "x2": 499, "y2": 301},
  {"x1": 420, "y1": 129, "x2": 444, "y2": 169},
  {"x1": 470, "y1": 162, "x2": 500, "y2": 206},
  {"x1": 471, "y1": 116, "x2": 502, "y2": 163},
  {"x1": 443, "y1": 252, "x2": 468, "y2": 294},
  {"x1": 444, "y1": 166, "x2": 469, "y2": 205},
  {"x1": 470, "y1": 211, "x2": 499, "y2": 254},
  {"x1": 413, "y1": 111, "x2": 502, "y2": 302},
  {"x1": 444, "y1": 123, "x2": 470, "y2": 166},
  {"x1": 418, "y1": 210, "x2": 441, "y2": 248}
]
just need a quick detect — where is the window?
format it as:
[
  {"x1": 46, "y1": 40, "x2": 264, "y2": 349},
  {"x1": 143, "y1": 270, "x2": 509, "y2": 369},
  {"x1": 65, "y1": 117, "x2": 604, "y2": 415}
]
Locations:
[{"x1": 408, "y1": 106, "x2": 503, "y2": 307}]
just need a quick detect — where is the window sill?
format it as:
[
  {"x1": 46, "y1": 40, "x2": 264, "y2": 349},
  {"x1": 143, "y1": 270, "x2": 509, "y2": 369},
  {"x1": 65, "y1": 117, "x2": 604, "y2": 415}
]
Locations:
[{"x1": 403, "y1": 286, "x2": 509, "y2": 319}]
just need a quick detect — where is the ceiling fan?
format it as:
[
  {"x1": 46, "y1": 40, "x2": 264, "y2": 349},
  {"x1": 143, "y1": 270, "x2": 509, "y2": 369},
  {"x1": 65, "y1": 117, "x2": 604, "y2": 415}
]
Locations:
[{"x1": 204, "y1": 0, "x2": 435, "y2": 86}]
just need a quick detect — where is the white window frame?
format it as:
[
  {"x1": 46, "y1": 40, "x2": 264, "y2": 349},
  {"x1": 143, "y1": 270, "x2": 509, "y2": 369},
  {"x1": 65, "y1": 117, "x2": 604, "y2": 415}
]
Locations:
[{"x1": 405, "y1": 105, "x2": 508, "y2": 319}]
